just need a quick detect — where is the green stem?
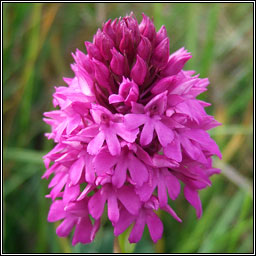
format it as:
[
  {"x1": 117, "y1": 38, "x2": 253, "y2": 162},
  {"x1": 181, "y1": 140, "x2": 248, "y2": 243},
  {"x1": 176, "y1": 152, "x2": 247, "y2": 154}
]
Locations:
[{"x1": 113, "y1": 236, "x2": 121, "y2": 253}]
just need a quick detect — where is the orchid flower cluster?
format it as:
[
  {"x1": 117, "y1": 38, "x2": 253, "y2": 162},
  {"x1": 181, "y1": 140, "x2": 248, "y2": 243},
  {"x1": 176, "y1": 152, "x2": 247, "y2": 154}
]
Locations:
[{"x1": 43, "y1": 13, "x2": 221, "y2": 245}]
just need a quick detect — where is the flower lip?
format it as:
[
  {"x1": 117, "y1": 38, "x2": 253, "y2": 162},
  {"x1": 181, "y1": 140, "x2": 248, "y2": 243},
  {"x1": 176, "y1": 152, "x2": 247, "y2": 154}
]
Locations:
[{"x1": 144, "y1": 90, "x2": 168, "y2": 116}]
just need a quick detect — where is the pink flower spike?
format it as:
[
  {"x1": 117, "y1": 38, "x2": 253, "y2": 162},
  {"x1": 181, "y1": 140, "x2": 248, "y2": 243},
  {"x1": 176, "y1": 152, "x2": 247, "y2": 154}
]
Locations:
[{"x1": 43, "y1": 12, "x2": 221, "y2": 245}]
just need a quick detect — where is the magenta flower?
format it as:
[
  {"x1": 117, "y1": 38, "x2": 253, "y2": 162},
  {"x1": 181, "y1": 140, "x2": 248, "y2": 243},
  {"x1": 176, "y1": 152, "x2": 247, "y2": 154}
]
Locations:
[{"x1": 43, "y1": 12, "x2": 221, "y2": 246}]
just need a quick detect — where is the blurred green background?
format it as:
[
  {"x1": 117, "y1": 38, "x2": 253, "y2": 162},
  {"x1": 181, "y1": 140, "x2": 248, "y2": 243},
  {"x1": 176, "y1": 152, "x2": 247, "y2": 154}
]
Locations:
[{"x1": 3, "y1": 3, "x2": 253, "y2": 253}]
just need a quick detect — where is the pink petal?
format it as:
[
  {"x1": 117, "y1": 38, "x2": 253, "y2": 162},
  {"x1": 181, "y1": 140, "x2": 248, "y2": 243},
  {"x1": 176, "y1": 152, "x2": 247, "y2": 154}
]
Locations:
[
  {"x1": 56, "y1": 217, "x2": 76, "y2": 237},
  {"x1": 69, "y1": 157, "x2": 85, "y2": 185},
  {"x1": 164, "y1": 170, "x2": 180, "y2": 200},
  {"x1": 157, "y1": 174, "x2": 168, "y2": 207},
  {"x1": 136, "y1": 179, "x2": 156, "y2": 202},
  {"x1": 107, "y1": 193, "x2": 120, "y2": 223},
  {"x1": 87, "y1": 131, "x2": 105, "y2": 155},
  {"x1": 50, "y1": 174, "x2": 68, "y2": 200},
  {"x1": 72, "y1": 216, "x2": 93, "y2": 245},
  {"x1": 146, "y1": 210, "x2": 163, "y2": 243},
  {"x1": 184, "y1": 186, "x2": 202, "y2": 218},
  {"x1": 118, "y1": 186, "x2": 141, "y2": 215},
  {"x1": 91, "y1": 218, "x2": 101, "y2": 241},
  {"x1": 77, "y1": 184, "x2": 94, "y2": 201},
  {"x1": 105, "y1": 129, "x2": 121, "y2": 156},
  {"x1": 124, "y1": 114, "x2": 147, "y2": 130},
  {"x1": 112, "y1": 158, "x2": 128, "y2": 188},
  {"x1": 128, "y1": 211, "x2": 146, "y2": 243},
  {"x1": 113, "y1": 208, "x2": 135, "y2": 236},
  {"x1": 140, "y1": 120, "x2": 154, "y2": 146},
  {"x1": 85, "y1": 154, "x2": 95, "y2": 183},
  {"x1": 64, "y1": 200, "x2": 89, "y2": 216},
  {"x1": 109, "y1": 94, "x2": 124, "y2": 104},
  {"x1": 135, "y1": 145, "x2": 154, "y2": 166},
  {"x1": 164, "y1": 138, "x2": 182, "y2": 162},
  {"x1": 47, "y1": 200, "x2": 66, "y2": 222},
  {"x1": 154, "y1": 121, "x2": 174, "y2": 147},
  {"x1": 63, "y1": 184, "x2": 80, "y2": 204},
  {"x1": 88, "y1": 189, "x2": 107, "y2": 219},
  {"x1": 93, "y1": 149, "x2": 116, "y2": 175},
  {"x1": 115, "y1": 123, "x2": 139, "y2": 143},
  {"x1": 162, "y1": 204, "x2": 182, "y2": 222},
  {"x1": 128, "y1": 154, "x2": 148, "y2": 187}
]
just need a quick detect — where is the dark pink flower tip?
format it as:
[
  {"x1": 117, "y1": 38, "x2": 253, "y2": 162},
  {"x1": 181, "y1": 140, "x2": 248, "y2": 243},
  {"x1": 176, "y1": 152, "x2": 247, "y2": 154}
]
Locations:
[
  {"x1": 43, "y1": 12, "x2": 221, "y2": 245},
  {"x1": 151, "y1": 37, "x2": 170, "y2": 70},
  {"x1": 110, "y1": 48, "x2": 126, "y2": 76},
  {"x1": 155, "y1": 25, "x2": 168, "y2": 46},
  {"x1": 137, "y1": 35, "x2": 152, "y2": 62},
  {"x1": 130, "y1": 54, "x2": 147, "y2": 86}
]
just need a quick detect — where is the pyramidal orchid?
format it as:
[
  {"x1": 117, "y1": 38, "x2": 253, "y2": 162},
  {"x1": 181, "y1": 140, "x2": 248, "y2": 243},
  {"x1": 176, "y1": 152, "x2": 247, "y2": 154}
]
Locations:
[{"x1": 43, "y1": 13, "x2": 221, "y2": 246}]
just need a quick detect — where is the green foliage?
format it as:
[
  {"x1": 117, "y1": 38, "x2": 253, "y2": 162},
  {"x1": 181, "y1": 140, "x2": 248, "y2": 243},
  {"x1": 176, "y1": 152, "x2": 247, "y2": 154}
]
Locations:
[{"x1": 3, "y1": 3, "x2": 253, "y2": 253}]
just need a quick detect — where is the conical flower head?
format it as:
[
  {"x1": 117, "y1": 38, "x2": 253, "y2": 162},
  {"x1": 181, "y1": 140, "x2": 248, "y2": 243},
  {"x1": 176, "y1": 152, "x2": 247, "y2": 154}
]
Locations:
[{"x1": 43, "y1": 12, "x2": 221, "y2": 246}]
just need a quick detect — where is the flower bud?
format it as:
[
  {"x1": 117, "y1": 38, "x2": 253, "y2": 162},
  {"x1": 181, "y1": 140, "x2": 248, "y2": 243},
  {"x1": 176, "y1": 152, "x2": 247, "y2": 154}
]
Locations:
[
  {"x1": 155, "y1": 25, "x2": 168, "y2": 46},
  {"x1": 130, "y1": 54, "x2": 147, "y2": 86},
  {"x1": 85, "y1": 41, "x2": 103, "y2": 61},
  {"x1": 139, "y1": 13, "x2": 156, "y2": 43},
  {"x1": 161, "y1": 47, "x2": 192, "y2": 77},
  {"x1": 103, "y1": 19, "x2": 116, "y2": 44},
  {"x1": 72, "y1": 49, "x2": 94, "y2": 75},
  {"x1": 137, "y1": 35, "x2": 152, "y2": 62},
  {"x1": 151, "y1": 76, "x2": 176, "y2": 95},
  {"x1": 151, "y1": 37, "x2": 169, "y2": 70},
  {"x1": 110, "y1": 48, "x2": 127, "y2": 76},
  {"x1": 93, "y1": 59, "x2": 111, "y2": 91},
  {"x1": 125, "y1": 13, "x2": 140, "y2": 47},
  {"x1": 119, "y1": 26, "x2": 134, "y2": 60},
  {"x1": 94, "y1": 29, "x2": 114, "y2": 61},
  {"x1": 109, "y1": 77, "x2": 139, "y2": 106}
]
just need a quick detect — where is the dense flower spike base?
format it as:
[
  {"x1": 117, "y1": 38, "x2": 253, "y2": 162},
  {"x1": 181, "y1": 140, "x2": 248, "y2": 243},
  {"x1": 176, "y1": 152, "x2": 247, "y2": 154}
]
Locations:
[{"x1": 43, "y1": 13, "x2": 221, "y2": 245}]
